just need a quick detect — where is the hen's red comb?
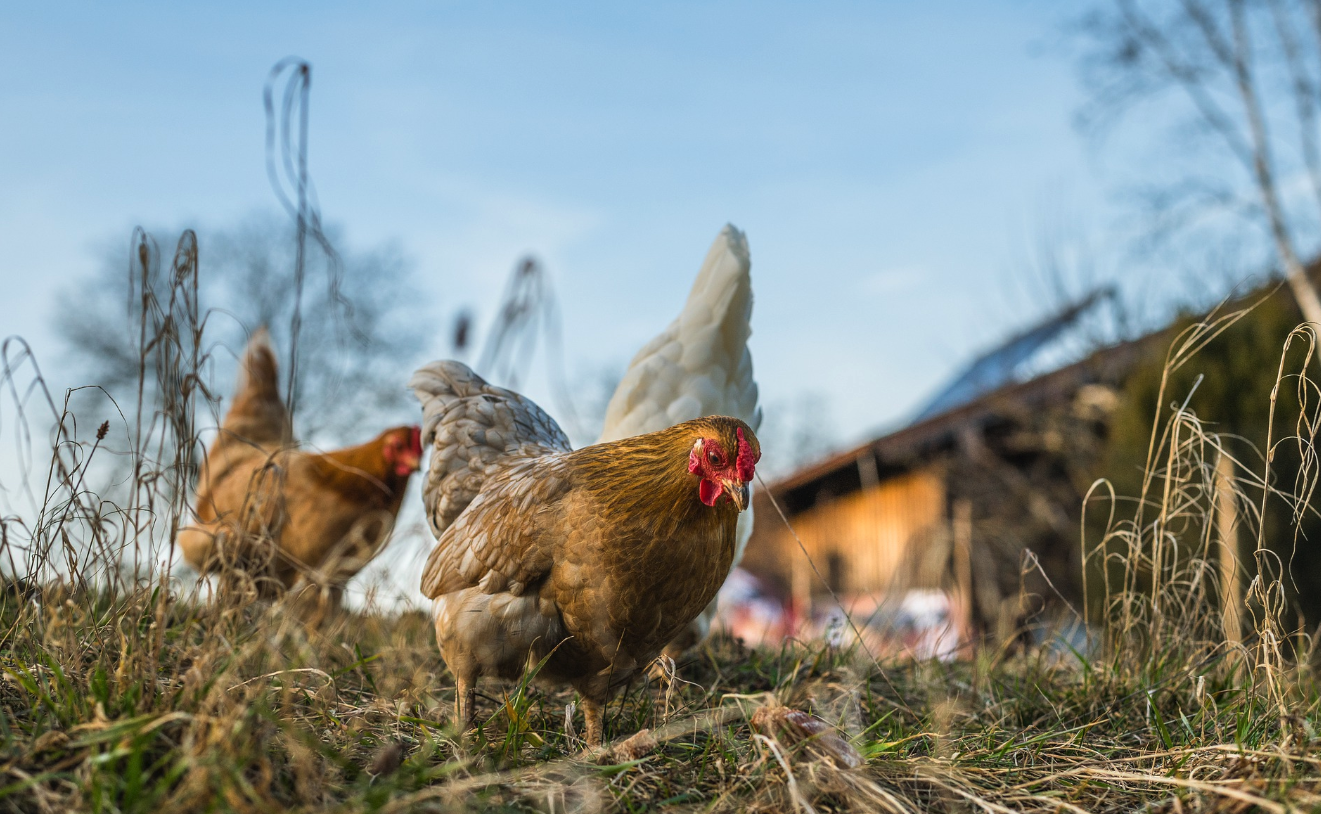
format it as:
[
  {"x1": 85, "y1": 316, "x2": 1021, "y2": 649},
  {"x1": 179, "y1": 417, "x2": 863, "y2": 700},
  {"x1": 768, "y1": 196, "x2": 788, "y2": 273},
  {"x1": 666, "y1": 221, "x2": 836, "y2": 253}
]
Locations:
[{"x1": 736, "y1": 427, "x2": 758, "y2": 482}]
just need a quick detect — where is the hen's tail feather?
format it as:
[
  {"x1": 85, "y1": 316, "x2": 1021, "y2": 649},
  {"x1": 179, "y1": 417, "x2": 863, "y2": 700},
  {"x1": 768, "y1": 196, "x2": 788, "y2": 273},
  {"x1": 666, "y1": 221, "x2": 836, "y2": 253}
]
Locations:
[
  {"x1": 599, "y1": 224, "x2": 760, "y2": 443},
  {"x1": 222, "y1": 328, "x2": 292, "y2": 447},
  {"x1": 410, "y1": 360, "x2": 571, "y2": 537}
]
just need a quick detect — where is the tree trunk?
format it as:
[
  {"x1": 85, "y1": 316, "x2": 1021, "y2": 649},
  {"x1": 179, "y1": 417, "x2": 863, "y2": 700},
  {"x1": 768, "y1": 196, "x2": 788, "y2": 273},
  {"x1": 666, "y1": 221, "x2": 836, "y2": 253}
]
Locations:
[{"x1": 1280, "y1": 250, "x2": 1321, "y2": 328}]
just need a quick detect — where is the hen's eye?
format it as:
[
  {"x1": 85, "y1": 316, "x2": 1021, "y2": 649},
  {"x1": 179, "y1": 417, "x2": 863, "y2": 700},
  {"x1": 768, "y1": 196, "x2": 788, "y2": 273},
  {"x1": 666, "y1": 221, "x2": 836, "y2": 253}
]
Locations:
[{"x1": 707, "y1": 451, "x2": 719, "y2": 465}]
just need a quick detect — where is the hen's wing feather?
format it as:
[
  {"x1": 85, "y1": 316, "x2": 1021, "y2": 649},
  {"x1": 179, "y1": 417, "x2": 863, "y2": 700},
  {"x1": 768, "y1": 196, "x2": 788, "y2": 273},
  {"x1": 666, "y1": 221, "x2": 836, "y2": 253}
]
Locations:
[
  {"x1": 410, "y1": 360, "x2": 571, "y2": 539},
  {"x1": 220, "y1": 328, "x2": 291, "y2": 448},
  {"x1": 418, "y1": 452, "x2": 572, "y2": 598},
  {"x1": 599, "y1": 224, "x2": 760, "y2": 441}
]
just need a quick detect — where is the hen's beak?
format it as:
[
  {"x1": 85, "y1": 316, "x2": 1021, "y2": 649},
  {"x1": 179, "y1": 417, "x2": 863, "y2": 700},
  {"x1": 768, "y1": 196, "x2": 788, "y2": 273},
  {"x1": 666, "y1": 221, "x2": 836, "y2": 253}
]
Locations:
[
  {"x1": 723, "y1": 479, "x2": 750, "y2": 512},
  {"x1": 397, "y1": 450, "x2": 422, "y2": 475}
]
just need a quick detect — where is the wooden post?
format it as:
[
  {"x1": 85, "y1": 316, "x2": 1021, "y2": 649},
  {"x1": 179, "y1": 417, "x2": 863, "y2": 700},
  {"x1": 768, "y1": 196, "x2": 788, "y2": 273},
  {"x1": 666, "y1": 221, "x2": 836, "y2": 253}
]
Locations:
[
  {"x1": 791, "y1": 539, "x2": 812, "y2": 635},
  {"x1": 1215, "y1": 452, "x2": 1243, "y2": 649},
  {"x1": 953, "y1": 499, "x2": 974, "y2": 641}
]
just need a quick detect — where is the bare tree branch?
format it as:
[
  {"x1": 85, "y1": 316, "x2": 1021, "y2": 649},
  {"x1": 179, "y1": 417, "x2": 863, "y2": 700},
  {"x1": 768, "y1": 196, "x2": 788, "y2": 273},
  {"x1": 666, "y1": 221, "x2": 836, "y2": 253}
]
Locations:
[
  {"x1": 57, "y1": 215, "x2": 430, "y2": 448},
  {"x1": 1078, "y1": 0, "x2": 1321, "y2": 325},
  {"x1": 1228, "y1": 0, "x2": 1321, "y2": 324},
  {"x1": 1117, "y1": 0, "x2": 1256, "y2": 169},
  {"x1": 1267, "y1": 0, "x2": 1321, "y2": 223}
]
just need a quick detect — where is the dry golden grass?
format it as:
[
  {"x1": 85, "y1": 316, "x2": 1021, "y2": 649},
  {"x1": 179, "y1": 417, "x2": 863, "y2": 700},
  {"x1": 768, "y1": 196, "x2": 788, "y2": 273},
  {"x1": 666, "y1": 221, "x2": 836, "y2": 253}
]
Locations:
[{"x1": 2, "y1": 587, "x2": 1319, "y2": 813}]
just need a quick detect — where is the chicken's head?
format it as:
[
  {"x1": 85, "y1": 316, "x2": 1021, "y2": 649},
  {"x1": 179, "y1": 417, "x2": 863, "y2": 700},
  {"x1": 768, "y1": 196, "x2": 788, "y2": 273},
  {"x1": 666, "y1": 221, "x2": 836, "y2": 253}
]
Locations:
[
  {"x1": 688, "y1": 421, "x2": 760, "y2": 511},
  {"x1": 382, "y1": 425, "x2": 424, "y2": 477}
]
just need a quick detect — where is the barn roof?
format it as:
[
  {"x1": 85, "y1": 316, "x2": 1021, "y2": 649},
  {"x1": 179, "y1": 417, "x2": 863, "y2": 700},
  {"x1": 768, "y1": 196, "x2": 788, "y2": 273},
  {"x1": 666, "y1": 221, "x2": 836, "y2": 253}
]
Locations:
[
  {"x1": 913, "y1": 288, "x2": 1118, "y2": 421},
  {"x1": 767, "y1": 327, "x2": 1162, "y2": 513}
]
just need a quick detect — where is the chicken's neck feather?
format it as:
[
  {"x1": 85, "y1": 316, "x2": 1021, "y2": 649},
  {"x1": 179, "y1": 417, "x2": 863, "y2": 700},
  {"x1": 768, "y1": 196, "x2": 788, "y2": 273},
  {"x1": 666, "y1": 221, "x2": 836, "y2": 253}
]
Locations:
[
  {"x1": 304, "y1": 438, "x2": 412, "y2": 506},
  {"x1": 570, "y1": 424, "x2": 737, "y2": 540}
]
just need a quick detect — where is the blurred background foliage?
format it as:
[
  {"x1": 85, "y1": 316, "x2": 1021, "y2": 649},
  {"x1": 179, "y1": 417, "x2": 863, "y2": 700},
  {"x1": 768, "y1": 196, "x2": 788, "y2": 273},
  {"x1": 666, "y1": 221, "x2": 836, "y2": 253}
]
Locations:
[{"x1": 1101, "y1": 280, "x2": 1321, "y2": 631}]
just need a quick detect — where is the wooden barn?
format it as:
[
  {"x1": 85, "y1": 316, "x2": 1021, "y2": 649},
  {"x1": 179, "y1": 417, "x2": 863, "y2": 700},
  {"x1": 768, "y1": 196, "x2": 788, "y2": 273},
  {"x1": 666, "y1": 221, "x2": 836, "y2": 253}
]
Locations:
[{"x1": 741, "y1": 293, "x2": 1161, "y2": 644}]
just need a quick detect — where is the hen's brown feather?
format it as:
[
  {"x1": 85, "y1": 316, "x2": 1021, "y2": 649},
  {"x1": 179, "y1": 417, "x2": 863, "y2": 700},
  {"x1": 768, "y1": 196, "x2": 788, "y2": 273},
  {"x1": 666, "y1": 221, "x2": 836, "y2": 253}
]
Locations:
[{"x1": 419, "y1": 451, "x2": 571, "y2": 599}]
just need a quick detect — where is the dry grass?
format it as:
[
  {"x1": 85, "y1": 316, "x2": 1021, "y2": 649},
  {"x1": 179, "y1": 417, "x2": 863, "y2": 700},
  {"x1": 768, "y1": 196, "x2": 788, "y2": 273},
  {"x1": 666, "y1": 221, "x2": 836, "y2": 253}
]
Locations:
[
  {"x1": 2, "y1": 593, "x2": 1319, "y2": 813},
  {"x1": 2, "y1": 236, "x2": 1320, "y2": 812}
]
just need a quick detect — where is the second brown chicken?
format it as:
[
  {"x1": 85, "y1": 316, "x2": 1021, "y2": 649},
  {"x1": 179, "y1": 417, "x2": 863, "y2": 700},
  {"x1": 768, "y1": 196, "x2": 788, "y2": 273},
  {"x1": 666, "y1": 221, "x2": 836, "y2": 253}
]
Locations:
[{"x1": 177, "y1": 329, "x2": 422, "y2": 611}]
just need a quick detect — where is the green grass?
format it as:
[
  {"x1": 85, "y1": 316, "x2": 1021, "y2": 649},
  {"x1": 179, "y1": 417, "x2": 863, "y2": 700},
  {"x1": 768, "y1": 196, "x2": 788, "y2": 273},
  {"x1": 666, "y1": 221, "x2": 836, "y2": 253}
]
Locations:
[{"x1": 1, "y1": 588, "x2": 1318, "y2": 813}]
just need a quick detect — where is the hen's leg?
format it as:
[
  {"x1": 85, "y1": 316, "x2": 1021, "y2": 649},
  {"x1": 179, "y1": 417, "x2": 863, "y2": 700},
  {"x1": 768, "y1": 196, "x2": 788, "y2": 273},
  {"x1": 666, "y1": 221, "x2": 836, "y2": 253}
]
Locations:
[
  {"x1": 454, "y1": 673, "x2": 476, "y2": 732},
  {"x1": 581, "y1": 697, "x2": 604, "y2": 747}
]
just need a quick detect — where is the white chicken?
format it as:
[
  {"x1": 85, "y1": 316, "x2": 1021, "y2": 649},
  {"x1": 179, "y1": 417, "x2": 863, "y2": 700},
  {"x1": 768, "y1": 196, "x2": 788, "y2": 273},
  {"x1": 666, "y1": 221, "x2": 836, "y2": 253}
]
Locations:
[{"x1": 597, "y1": 224, "x2": 762, "y2": 653}]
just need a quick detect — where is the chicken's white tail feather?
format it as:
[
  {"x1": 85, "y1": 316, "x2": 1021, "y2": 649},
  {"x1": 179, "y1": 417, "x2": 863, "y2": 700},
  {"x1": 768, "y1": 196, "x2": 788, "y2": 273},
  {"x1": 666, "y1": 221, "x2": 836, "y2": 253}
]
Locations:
[{"x1": 599, "y1": 224, "x2": 760, "y2": 443}]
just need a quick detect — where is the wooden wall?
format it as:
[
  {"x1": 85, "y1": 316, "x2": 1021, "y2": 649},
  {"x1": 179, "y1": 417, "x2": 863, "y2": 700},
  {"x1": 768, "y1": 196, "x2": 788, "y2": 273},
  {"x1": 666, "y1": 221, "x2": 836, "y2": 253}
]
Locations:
[{"x1": 745, "y1": 467, "x2": 947, "y2": 612}]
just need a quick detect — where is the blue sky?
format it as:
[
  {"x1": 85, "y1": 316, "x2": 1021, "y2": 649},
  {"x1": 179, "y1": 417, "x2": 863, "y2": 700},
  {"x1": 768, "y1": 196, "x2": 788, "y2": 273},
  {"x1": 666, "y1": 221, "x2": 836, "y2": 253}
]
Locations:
[{"x1": 1, "y1": 1, "x2": 1132, "y2": 454}]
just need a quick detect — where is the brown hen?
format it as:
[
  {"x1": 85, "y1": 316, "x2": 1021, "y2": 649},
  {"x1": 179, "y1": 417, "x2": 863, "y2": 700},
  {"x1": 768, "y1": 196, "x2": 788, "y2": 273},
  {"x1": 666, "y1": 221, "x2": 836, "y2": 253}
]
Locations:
[
  {"x1": 177, "y1": 329, "x2": 421, "y2": 608},
  {"x1": 411, "y1": 360, "x2": 760, "y2": 746}
]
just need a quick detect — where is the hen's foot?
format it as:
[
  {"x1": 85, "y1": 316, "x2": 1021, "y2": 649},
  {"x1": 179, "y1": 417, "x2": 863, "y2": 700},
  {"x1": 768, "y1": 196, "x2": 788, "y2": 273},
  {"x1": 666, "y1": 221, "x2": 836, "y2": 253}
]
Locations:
[{"x1": 581, "y1": 697, "x2": 604, "y2": 748}]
